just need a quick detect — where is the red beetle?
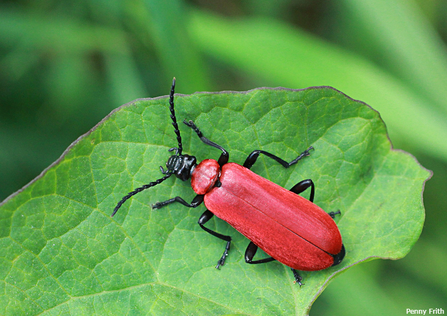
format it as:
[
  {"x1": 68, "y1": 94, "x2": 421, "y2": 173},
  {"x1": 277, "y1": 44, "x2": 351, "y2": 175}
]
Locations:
[{"x1": 112, "y1": 79, "x2": 345, "y2": 285}]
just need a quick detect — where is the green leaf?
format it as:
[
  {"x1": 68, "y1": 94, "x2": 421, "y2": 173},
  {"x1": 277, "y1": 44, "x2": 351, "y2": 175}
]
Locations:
[{"x1": 0, "y1": 87, "x2": 430, "y2": 315}]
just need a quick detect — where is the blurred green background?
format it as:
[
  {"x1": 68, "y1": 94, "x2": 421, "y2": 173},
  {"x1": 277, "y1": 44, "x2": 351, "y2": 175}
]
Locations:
[{"x1": 1, "y1": 0, "x2": 446, "y2": 314}]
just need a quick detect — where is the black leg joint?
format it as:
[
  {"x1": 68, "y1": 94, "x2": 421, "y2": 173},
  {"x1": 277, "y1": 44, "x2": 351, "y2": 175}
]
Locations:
[
  {"x1": 290, "y1": 179, "x2": 315, "y2": 202},
  {"x1": 216, "y1": 241, "x2": 231, "y2": 269},
  {"x1": 328, "y1": 210, "x2": 341, "y2": 219},
  {"x1": 183, "y1": 120, "x2": 229, "y2": 166},
  {"x1": 243, "y1": 146, "x2": 313, "y2": 170},
  {"x1": 291, "y1": 269, "x2": 304, "y2": 286},
  {"x1": 152, "y1": 194, "x2": 204, "y2": 209},
  {"x1": 244, "y1": 242, "x2": 276, "y2": 264}
]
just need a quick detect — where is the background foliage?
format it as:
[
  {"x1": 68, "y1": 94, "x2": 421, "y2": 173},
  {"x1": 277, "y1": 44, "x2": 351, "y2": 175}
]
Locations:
[{"x1": 0, "y1": 0, "x2": 445, "y2": 315}]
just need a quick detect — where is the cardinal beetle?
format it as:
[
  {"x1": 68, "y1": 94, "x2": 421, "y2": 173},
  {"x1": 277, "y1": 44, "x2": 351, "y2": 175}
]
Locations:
[{"x1": 112, "y1": 78, "x2": 345, "y2": 285}]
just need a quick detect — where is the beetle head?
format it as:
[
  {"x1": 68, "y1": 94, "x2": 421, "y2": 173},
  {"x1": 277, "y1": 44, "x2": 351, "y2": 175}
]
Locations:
[{"x1": 162, "y1": 153, "x2": 197, "y2": 181}]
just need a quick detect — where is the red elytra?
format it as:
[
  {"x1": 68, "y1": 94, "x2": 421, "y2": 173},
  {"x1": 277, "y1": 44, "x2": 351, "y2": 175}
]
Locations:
[{"x1": 192, "y1": 160, "x2": 343, "y2": 271}]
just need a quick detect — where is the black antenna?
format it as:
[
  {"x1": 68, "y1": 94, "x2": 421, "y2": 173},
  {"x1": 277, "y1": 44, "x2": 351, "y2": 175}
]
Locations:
[
  {"x1": 111, "y1": 78, "x2": 182, "y2": 217},
  {"x1": 111, "y1": 173, "x2": 172, "y2": 217},
  {"x1": 169, "y1": 77, "x2": 183, "y2": 155}
]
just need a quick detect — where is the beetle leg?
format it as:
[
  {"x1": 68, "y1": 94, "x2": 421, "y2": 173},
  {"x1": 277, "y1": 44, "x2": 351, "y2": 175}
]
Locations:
[
  {"x1": 291, "y1": 269, "x2": 304, "y2": 286},
  {"x1": 198, "y1": 210, "x2": 232, "y2": 269},
  {"x1": 183, "y1": 120, "x2": 229, "y2": 166},
  {"x1": 152, "y1": 194, "x2": 204, "y2": 209},
  {"x1": 243, "y1": 146, "x2": 313, "y2": 169},
  {"x1": 290, "y1": 181, "x2": 341, "y2": 219},
  {"x1": 289, "y1": 179, "x2": 315, "y2": 202},
  {"x1": 246, "y1": 243, "x2": 304, "y2": 286},
  {"x1": 244, "y1": 241, "x2": 276, "y2": 264},
  {"x1": 328, "y1": 210, "x2": 341, "y2": 219}
]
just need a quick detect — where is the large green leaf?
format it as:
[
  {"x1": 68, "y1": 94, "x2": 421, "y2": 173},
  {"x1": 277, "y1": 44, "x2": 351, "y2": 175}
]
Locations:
[{"x1": 0, "y1": 87, "x2": 430, "y2": 315}]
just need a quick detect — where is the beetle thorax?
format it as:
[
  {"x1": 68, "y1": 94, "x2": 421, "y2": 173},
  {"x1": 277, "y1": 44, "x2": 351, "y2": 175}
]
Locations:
[{"x1": 191, "y1": 159, "x2": 221, "y2": 195}]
